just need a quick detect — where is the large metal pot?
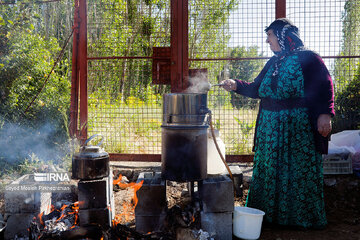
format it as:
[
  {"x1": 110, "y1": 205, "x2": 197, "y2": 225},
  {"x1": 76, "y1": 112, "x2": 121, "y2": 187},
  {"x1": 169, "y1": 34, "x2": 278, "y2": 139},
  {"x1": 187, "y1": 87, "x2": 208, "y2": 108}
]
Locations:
[
  {"x1": 163, "y1": 93, "x2": 209, "y2": 125},
  {"x1": 161, "y1": 125, "x2": 208, "y2": 182},
  {"x1": 72, "y1": 135, "x2": 109, "y2": 180}
]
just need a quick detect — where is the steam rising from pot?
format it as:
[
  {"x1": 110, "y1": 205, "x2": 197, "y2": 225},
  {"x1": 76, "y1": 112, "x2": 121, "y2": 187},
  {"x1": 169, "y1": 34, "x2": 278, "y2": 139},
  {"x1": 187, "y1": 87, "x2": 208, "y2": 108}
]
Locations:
[
  {"x1": 185, "y1": 69, "x2": 226, "y2": 93},
  {"x1": 185, "y1": 70, "x2": 210, "y2": 93}
]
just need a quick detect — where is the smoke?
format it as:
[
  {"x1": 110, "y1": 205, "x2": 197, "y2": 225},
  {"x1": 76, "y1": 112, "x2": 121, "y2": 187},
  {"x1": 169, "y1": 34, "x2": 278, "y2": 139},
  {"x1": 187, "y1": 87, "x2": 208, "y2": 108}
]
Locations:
[
  {"x1": 184, "y1": 70, "x2": 210, "y2": 94},
  {"x1": 0, "y1": 122, "x2": 70, "y2": 165}
]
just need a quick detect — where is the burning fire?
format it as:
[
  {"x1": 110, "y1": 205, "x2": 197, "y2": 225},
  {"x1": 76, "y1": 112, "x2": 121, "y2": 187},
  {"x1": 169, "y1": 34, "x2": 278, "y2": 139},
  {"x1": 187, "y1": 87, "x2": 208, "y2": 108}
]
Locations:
[
  {"x1": 30, "y1": 201, "x2": 80, "y2": 237},
  {"x1": 112, "y1": 174, "x2": 144, "y2": 226}
]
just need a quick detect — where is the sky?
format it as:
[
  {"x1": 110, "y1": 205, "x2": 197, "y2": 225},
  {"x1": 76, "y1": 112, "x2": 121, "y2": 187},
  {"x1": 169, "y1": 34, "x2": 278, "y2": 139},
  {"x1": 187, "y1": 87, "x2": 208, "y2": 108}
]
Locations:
[{"x1": 228, "y1": 0, "x2": 345, "y2": 62}]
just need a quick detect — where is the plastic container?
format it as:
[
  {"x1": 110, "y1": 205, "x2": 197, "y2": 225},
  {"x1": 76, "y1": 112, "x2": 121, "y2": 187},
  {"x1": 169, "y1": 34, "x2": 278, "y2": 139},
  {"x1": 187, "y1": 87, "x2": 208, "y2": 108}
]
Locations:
[
  {"x1": 323, "y1": 154, "x2": 353, "y2": 175},
  {"x1": 233, "y1": 206, "x2": 265, "y2": 240},
  {"x1": 207, "y1": 129, "x2": 226, "y2": 175}
]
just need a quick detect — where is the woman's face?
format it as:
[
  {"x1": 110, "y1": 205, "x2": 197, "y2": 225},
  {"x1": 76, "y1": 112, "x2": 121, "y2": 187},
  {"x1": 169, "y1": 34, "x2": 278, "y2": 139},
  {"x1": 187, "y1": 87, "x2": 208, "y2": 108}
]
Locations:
[{"x1": 266, "y1": 29, "x2": 281, "y2": 52}]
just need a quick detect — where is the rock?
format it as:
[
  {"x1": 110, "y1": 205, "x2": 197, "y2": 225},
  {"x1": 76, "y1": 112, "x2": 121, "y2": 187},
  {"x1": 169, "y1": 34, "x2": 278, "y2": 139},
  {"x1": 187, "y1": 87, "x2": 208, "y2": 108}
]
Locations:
[{"x1": 324, "y1": 178, "x2": 337, "y2": 186}]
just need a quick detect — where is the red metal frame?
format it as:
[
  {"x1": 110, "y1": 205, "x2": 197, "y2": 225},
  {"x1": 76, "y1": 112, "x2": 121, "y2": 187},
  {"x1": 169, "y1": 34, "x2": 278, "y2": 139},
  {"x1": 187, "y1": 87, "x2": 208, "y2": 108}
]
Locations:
[
  {"x1": 70, "y1": 0, "x2": 88, "y2": 145},
  {"x1": 78, "y1": 0, "x2": 88, "y2": 145},
  {"x1": 170, "y1": 0, "x2": 189, "y2": 92},
  {"x1": 70, "y1": 0, "x2": 291, "y2": 162},
  {"x1": 109, "y1": 153, "x2": 254, "y2": 163},
  {"x1": 276, "y1": 0, "x2": 286, "y2": 19},
  {"x1": 69, "y1": 0, "x2": 79, "y2": 138}
]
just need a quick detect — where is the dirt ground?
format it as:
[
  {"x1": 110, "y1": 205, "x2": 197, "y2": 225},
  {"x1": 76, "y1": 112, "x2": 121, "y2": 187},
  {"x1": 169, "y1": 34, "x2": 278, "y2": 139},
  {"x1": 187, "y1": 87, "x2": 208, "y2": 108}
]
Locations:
[
  {"x1": 236, "y1": 175, "x2": 360, "y2": 240},
  {"x1": 1, "y1": 173, "x2": 359, "y2": 239},
  {"x1": 113, "y1": 173, "x2": 360, "y2": 240}
]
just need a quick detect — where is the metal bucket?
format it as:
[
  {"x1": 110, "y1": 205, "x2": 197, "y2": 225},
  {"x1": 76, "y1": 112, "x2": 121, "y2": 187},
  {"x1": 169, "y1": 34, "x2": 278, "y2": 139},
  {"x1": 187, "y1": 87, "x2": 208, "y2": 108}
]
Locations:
[
  {"x1": 163, "y1": 93, "x2": 209, "y2": 125},
  {"x1": 161, "y1": 125, "x2": 208, "y2": 182}
]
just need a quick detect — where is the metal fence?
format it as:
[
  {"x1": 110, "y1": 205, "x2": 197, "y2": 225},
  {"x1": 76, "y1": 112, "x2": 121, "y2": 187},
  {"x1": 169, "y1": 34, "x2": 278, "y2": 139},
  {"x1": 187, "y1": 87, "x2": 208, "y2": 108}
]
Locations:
[{"x1": 83, "y1": 0, "x2": 360, "y2": 159}]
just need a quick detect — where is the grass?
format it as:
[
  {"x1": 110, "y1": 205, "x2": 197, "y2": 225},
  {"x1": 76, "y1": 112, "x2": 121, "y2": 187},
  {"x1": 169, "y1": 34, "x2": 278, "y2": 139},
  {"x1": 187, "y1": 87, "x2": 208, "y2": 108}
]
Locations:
[{"x1": 88, "y1": 90, "x2": 258, "y2": 155}]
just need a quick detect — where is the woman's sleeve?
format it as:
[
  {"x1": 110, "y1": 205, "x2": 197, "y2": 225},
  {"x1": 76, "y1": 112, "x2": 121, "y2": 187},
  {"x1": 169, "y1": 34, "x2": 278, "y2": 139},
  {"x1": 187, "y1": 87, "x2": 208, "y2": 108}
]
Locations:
[
  {"x1": 233, "y1": 58, "x2": 274, "y2": 99},
  {"x1": 302, "y1": 52, "x2": 335, "y2": 117}
]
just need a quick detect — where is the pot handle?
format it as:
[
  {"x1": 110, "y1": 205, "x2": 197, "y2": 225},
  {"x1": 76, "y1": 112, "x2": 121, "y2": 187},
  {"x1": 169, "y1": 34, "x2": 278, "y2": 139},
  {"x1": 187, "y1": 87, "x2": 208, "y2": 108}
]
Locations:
[{"x1": 84, "y1": 134, "x2": 104, "y2": 147}]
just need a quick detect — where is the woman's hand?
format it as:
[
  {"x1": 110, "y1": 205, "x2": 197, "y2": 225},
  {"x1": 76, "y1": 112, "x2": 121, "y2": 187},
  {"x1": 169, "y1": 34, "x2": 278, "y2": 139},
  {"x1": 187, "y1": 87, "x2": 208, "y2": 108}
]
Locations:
[
  {"x1": 220, "y1": 79, "x2": 237, "y2": 92},
  {"x1": 317, "y1": 114, "x2": 332, "y2": 137}
]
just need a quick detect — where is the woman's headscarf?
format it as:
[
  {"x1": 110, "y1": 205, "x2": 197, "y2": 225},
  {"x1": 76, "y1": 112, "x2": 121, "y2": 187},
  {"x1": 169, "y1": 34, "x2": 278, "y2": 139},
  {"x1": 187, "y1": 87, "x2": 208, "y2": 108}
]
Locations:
[
  {"x1": 265, "y1": 18, "x2": 305, "y2": 91},
  {"x1": 265, "y1": 18, "x2": 304, "y2": 55}
]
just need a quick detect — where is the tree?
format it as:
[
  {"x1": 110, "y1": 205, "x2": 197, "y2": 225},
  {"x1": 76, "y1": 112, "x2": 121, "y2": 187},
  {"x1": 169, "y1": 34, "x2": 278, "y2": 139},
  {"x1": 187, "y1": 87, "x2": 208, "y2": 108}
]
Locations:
[
  {"x1": 228, "y1": 46, "x2": 263, "y2": 109},
  {"x1": 0, "y1": 2, "x2": 71, "y2": 165},
  {"x1": 86, "y1": 0, "x2": 240, "y2": 102},
  {"x1": 333, "y1": 0, "x2": 360, "y2": 131},
  {"x1": 335, "y1": 63, "x2": 360, "y2": 130},
  {"x1": 333, "y1": 0, "x2": 360, "y2": 92}
]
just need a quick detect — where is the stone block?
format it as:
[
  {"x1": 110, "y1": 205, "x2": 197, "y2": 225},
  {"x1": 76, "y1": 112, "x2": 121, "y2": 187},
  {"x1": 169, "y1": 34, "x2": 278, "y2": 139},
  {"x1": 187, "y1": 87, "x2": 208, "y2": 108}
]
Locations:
[
  {"x1": 199, "y1": 175, "x2": 234, "y2": 213},
  {"x1": 5, "y1": 174, "x2": 52, "y2": 214},
  {"x1": 78, "y1": 175, "x2": 113, "y2": 209},
  {"x1": 200, "y1": 211, "x2": 233, "y2": 240},
  {"x1": 135, "y1": 172, "x2": 166, "y2": 216}
]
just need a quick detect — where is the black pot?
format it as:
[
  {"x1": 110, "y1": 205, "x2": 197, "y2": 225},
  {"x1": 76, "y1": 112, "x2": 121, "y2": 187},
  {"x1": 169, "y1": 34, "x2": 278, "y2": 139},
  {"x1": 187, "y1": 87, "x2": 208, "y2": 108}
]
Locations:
[{"x1": 161, "y1": 125, "x2": 208, "y2": 182}]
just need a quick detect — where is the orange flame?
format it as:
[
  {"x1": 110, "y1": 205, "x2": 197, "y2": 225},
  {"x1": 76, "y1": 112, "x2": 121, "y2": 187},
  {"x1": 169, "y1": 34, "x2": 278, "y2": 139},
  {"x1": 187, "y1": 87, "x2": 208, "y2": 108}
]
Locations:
[
  {"x1": 112, "y1": 175, "x2": 144, "y2": 226},
  {"x1": 38, "y1": 212, "x2": 44, "y2": 225}
]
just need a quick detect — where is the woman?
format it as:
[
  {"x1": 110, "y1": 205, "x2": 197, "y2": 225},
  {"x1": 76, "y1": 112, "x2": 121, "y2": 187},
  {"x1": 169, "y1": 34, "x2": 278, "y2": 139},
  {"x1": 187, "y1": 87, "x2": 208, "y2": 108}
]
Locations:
[{"x1": 221, "y1": 18, "x2": 334, "y2": 228}]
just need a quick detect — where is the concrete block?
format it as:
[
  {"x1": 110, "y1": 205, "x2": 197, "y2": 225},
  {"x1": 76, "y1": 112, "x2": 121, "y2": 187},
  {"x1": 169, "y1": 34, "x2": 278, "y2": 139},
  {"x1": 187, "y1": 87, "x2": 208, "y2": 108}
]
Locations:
[
  {"x1": 78, "y1": 175, "x2": 112, "y2": 209},
  {"x1": 5, "y1": 174, "x2": 52, "y2": 214},
  {"x1": 79, "y1": 207, "x2": 112, "y2": 228},
  {"x1": 228, "y1": 166, "x2": 243, "y2": 198},
  {"x1": 135, "y1": 172, "x2": 166, "y2": 216},
  {"x1": 4, "y1": 213, "x2": 34, "y2": 240},
  {"x1": 200, "y1": 211, "x2": 233, "y2": 240},
  {"x1": 199, "y1": 175, "x2": 234, "y2": 213},
  {"x1": 135, "y1": 214, "x2": 166, "y2": 234}
]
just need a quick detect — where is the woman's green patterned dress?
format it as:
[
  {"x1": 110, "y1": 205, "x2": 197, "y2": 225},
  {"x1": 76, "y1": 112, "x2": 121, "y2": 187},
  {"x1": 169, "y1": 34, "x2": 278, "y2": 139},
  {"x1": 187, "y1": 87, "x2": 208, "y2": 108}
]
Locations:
[{"x1": 246, "y1": 54, "x2": 327, "y2": 228}]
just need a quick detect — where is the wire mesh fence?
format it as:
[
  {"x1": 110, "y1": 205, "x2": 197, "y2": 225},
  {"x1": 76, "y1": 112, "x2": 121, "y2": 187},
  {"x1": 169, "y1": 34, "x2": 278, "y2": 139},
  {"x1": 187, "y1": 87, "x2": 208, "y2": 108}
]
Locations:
[{"x1": 86, "y1": 0, "x2": 359, "y2": 156}]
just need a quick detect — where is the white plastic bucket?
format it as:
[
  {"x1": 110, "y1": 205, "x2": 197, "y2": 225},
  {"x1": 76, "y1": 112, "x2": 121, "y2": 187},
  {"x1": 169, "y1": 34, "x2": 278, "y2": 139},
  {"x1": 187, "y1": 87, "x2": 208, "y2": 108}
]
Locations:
[{"x1": 233, "y1": 206, "x2": 265, "y2": 240}]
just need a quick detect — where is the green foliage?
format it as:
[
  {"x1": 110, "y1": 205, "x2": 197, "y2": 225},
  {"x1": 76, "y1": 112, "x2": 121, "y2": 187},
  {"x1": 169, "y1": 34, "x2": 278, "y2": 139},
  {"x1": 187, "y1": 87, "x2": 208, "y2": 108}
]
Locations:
[
  {"x1": 88, "y1": 86, "x2": 162, "y2": 153},
  {"x1": 334, "y1": 0, "x2": 360, "y2": 90},
  {"x1": 333, "y1": 0, "x2": 360, "y2": 131},
  {"x1": 228, "y1": 46, "x2": 263, "y2": 109},
  {"x1": 87, "y1": 0, "x2": 171, "y2": 101},
  {"x1": 230, "y1": 117, "x2": 256, "y2": 154},
  {"x1": 0, "y1": 29, "x2": 70, "y2": 136},
  {"x1": 0, "y1": 2, "x2": 72, "y2": 177},
  {"x1": 333, "y1": 63, "x2": 360, "y2": 131},
  {"x1": 87, "y1": 0, "x2": 240, "y2": 102},
  {"x1": 188, "y1": 0, "x2": 239, "y2": 59}
]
